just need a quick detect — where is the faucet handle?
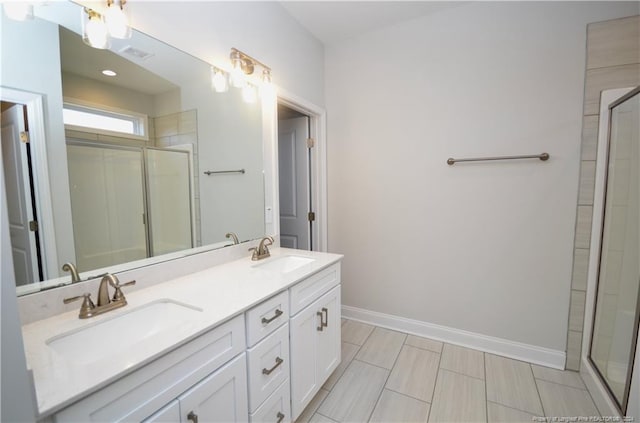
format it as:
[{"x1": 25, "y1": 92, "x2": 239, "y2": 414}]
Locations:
[
  {"x1": 63, "y1": 293, "x2": 95, "y2": 318},
  {"x1": 112, "y1": 279, "x2": 136, "y2": 302}
]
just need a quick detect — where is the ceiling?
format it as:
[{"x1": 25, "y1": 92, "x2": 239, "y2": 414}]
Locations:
[{"x1": 279, "y1": 1, "x2": 466, "y2": 45}]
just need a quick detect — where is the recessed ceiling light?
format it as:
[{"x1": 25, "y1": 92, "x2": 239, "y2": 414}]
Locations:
[{"x1": 102, "y1": 69, "x2": 117, "y2": 77}]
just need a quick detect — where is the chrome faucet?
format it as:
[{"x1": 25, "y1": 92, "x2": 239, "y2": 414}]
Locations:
[
  {"x1": 249, "y1": 236, "x2": 274, "y2": 261},
  {"x1": 225, "y1": 232, "x2": 240, "y2": 245},
  {"x1": 63, "y1": 273, "x2": 136, "y2": 319},
  {"x1": 61, "y1": 262, "x2": 81, "y2": 283}
]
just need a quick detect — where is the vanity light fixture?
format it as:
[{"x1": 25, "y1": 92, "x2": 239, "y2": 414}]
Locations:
[
  {"x1": 104, "y1": 0, "x2": 131, "y2": 40},
  {"x1": 2, "y1": 2, "x2": 34, "y2": 21},
  {"x1": 226, "y1": 48, "x2": 273, "y2": 102},
  {"x1": 82, "y1": 8, "x2": 110, "y2": 49},
  {"x1": 211, "y1": 66, "x2": 229, "y2": 93}
]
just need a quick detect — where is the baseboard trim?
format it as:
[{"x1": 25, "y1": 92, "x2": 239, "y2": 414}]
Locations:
[{"x1": 342, "y1": 305, "x2": 566, "y2": 369}]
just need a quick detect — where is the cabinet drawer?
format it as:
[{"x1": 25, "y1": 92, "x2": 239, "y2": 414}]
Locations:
[
  {"x1": 247, "y1": 323, "x2": 290, "y2": 412},
  {"x1": 55, "y1": 315, "x2": 246, "y2": 422},
  {"x1": 246, "y1": 291, "x2": 289, "y2": 347},
  {"x1": 250, "y1": 379, "x2": 291, "y2": 423},
  {"x1": 290, "y1": 263, "x2": 340, "y2": 315}
]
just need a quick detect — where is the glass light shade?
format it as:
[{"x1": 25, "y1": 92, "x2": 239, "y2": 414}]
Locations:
[
  {"x1": 211, "y1": 67, "x2": 229, "y2": 93},
  {"x1": 242, "y1": 83, "x2": 257, "y2": 104},
  {"x1": 105, "y1": 1, "x2": 131, "y2": 39},
  {"x1": 3, "y1": 2, "x2": 34, "y2": 21},
  {"x1": 82, "y1": 9, "x2": 110, "y2": 49},
  {"x1": 230, "y1": 62, "x2": 245, "y2": 88}
]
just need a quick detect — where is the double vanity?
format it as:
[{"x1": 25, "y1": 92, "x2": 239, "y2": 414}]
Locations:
[{"x1": 21, "y1": 247, "x2": 343, "y2": 422}]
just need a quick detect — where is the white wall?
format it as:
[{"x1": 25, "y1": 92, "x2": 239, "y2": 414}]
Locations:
[
  {"x1": 326, "y1": 2, "x2": 638, "y2": 353},
  {"x1": 1, "y1": 14, "x2": 75, "y2": 277},
  {"x1": 126, "y1": 1, "x2": 325, "y2": 107}
]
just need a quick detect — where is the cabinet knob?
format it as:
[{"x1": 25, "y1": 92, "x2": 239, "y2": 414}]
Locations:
[
  {"x1": 187, "y1": 411, "x2": 198, "y2": 423},
  {"x1": 276, "y1": 411, "x2": 285, "y2": 423}
]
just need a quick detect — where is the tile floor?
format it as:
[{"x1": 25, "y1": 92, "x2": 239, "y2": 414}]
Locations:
[{"x1": 295, "y1": 319, "x2": 601, "y2": 423}]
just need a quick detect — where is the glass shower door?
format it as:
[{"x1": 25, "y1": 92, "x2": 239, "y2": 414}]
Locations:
[{"x1": 589, "y1": 88, "x2": 640, "y2": 412}]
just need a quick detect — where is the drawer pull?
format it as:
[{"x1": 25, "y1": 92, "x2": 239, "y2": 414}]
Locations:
[
  {"x1": 261, "y1": 309, "x2": 283, "y2": 325},
  {"x1": 262, "y1": 357, "x2": 284, "y2": 375},
  {"x1": 276, "y1": 412, "x2": 285, "y2": 423},
  {"x1": 321, "y1": 307, "x2": 328, "y2": 328},
  {"x1": 317, "y1": 310, "x2": 324, "y2": 331},
  {"x1": 187, "y1": 411, "x2": 198, "y2": 423}
]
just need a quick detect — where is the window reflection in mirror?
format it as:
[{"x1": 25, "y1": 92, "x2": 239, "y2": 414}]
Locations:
[{"x1": 1, "y1": 4, "x2": 266, "y2": 295}]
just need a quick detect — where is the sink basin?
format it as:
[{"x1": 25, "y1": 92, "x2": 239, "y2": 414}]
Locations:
[
  {"x1": 46, "y1": 299, "x2": 202, "y2": 364},
  {"x1": 255, "y1": 255, "x2": 315, "y2": 273}
]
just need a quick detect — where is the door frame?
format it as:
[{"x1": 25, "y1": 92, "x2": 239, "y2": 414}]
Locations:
[
  {"x1": 1, "y1": 87, "x2": 58, "y2": 279},
  {"x1": 272, "y1": 89, "x2": 328, "y2": 252},
  {"x1": 580, "y1": 86, "x2": 638, "y2": 417}
]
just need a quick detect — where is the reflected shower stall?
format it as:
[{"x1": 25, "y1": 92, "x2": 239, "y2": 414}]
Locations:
[
  {"x1": 588, "y1": 87, "x2": 640, "y2": 414},
  {"x1": 66, "y1": 143, "x2": 193, "y2": 272}
]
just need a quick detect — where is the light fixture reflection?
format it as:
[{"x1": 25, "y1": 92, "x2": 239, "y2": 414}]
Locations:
[
  {"x1": 211, "y1": 67, "x2": 229, "y2": 93},
  {"x1": 102, "y1": 69, "x2": 117, "y2": 77},
  {"x1": 82, "y1": 8, "x2": 110, "y2": 49},
  {"x1": 242, "y1": 83, "x2": 258, "y2": 103},
  {"x1": 105, "y1": 0, "x2": 131, "y2": 39},
  {"x1": 3, "y1": 2, "x2": 34, "y2": 21}
]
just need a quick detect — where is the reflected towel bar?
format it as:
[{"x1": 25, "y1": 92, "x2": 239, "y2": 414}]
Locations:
[
  {"x1": 446, "y1": 153, "x2": 549, "y2": 165},
  {"x1": 204, "y1": 169, "x2": 245, "y2": 175}
]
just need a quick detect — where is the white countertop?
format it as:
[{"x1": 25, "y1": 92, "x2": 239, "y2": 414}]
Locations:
[{"x1": 21, "y1": 248, "x2": 343, "y2": 417}]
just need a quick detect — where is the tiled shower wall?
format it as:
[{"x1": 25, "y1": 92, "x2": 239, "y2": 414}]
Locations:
[
  {"x1": 566, "y1": 15, "x2": 640, "y2": 370},
  {"x1": 153, "y1": 109, "x2": 202, "y2": 247}
]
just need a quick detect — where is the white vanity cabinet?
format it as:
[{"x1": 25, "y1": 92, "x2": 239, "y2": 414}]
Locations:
[
  {"x1": 289, "y1": 265, "x2": 341, "y2": 420},
  {"x1": 44, "y1": 256, "x2": 342, "y2": 423},
  {"x1": 143, "y1": 354, "x2": 248, "y2": 423},
  {"x1": 53, "y1": 316, "x2": 248, "y2": 422}
]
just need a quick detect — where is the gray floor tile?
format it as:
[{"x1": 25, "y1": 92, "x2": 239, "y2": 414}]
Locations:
[
  {"x1": 537, "y1": 379, "x2": 600, "y2": 418},
  {"x1": 405, "y1": 335, "x2": 443, "y2": 353},
  {"x1": 341, "y1": 320, "x2": 375, "y2": 345},
  {"x1": 531, "y1": 365, "x2": 586, "y2": 390},
  {"x1": 485, "y1": 354, "x2": 543, "y2": 415},
  {"x1": 318, "y1": 360, "x2": 388, "y2": 422},
  {"x1": 323, "y1": 342, "x2": 360, "y2": 390},
  {"x1": 428, "y1": 369, "x2": 487, "y2": 423},
  {"x1": 295, "y1": 389, "x2": 329, "y2": 423},
  {"x1": 386, "y1": 345, "x2": 440, "y2": 402},
  {"x1": 439, "y1": 344, "x2": 485, "y2": 380},
  {"x1": 487, "y1": 402, "x2": 538, "y2": 422},
  {"x1": 309, "y1": 413, "x2": 338, "y2": 423},
  {"x1": 370, "y1": 389, "x2": 430, "y2": 423},
  {"x1": 355, "y1": 327, "x2": 407, "y2": 369}
]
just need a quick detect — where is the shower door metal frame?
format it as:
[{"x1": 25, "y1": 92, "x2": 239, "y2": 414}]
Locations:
[{"x1": 587, "y1": 86, "x2": 640, "y2": 414}]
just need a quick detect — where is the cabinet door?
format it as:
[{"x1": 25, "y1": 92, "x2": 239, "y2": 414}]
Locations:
[
  {"x1": 290, "y1": 285, "x2": 342, "y2": 420},
  {"x1": 316, "y1": 286, "x2": 341, "y2": 384},
  {"x1": 289, "y1": 297, "x2": 321, "y2": 420},
  {"x1": 178, "y1": 354, "x2": 248, "y2": 423}
]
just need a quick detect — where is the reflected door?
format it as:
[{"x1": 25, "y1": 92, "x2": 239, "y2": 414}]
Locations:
[
  {"x1": 145, "y1": 148, "x2": 193, "y2": 256},
  {"x1": 67, "y1": 144, "x2": 147, "y2": 271},
  {"x1": 589, "y1": 88, "x2": 640, "y2": 412},
  {"x1": 1, "y1": 104, "x2": 40, "y2": 285},
  {"x1": 278, "y1": 116, "x2": 311, "y2": 250}
]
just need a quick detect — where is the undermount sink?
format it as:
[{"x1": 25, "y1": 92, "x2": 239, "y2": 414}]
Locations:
[
  {"x1": 255, "y1": 255, "x2": 315, "y2": 273},
  {"x1": 46, "y1": 299, "x2": 202, "y2": 364}
]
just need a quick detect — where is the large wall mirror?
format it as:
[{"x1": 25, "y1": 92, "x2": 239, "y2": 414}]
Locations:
[{"x1": 1, "y1": 2, "x2": 267, "y2": 296}]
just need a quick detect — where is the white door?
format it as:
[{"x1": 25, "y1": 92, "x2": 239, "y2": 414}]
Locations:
[
  {"x1": 289, "y1": 299, "x2": 320, "y2": 420},
  {"x1": 1, "y1": 104, "x2": 39, "y2": 285},
  {"x1": 278, "y1": 116, "x2": 310, "y2": 250},
  {"x1": 178, "y1": 353, "x2": 248, "y2": 423},
  {"x1": 316, "y1": 286, "x2": 341, "y2": 383}
]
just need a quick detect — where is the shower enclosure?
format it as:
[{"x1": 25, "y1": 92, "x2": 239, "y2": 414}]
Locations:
[
  {"x1": 588, "y1": 87, "x2": 640, "y2": 414},
  {"x1": 66, "y1": 142, "x2": 193, "y2": 272}
]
